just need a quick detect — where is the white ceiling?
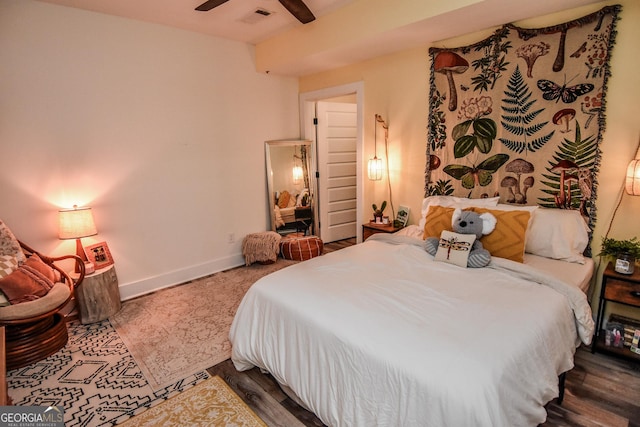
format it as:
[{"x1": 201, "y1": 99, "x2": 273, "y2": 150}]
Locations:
[
  {"x1": 35, "y1": 0, "x2": 606, "y2": 76},
  {"x1": 35, "y1": 0, "x2": 357, "y2": 44}
]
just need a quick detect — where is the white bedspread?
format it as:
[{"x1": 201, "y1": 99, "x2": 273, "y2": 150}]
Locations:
[{"x1": 230, "y1": 235, "x2": 594, "y2": 427}]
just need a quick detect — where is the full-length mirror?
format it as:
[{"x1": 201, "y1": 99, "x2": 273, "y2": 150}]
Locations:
[{"x1": 266, "y1": 140, "x2": 315, "y2": 236}]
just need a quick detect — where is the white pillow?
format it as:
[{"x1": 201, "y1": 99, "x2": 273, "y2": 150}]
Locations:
[
  {"x1": 394, "y1": 224, "x2": 424, "y2": 239},
  {"x1": 491, "y1": 203, "x2": 539, "y2": 213},
  {"x1": 418, "y1": 196, "x2": 500, "y2": 230},
  {"x1": 525, "y1": 208, "x2": 590, "y2": 264},
  {"x1": 0, "y1": 220, "x2": 26, "y2": 264}
]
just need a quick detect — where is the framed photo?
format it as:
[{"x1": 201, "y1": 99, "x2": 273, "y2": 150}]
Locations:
[
  {"x1": 396, "y1": 205, "x2": 410, "y2": 227},
  {"x1": 84, "y1": 241, "x2": 114, "y2": 270}
]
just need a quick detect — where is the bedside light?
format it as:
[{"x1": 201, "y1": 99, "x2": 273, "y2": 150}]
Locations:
[
  {"x1": 625, "y1": 157, "x2": 640, "y2": 196},
  {"x1": 368, "y1": 114, "x2": 387, "y2": 181},
  {"x1": 59, "y1": 205, "x2": 98, "y2": 273},
  {"x1": 367, "y1": 156, "x2": 383, "y2": 181}
]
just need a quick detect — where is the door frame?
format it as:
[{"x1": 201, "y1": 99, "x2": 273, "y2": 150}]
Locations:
[{"x1": 299, "y1": 82, "x2": 364, "y2": 243}]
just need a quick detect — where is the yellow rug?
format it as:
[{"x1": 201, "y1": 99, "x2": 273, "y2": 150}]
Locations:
[{"x1": 119, "y1": 376, "x2": 267, "y2": 427}]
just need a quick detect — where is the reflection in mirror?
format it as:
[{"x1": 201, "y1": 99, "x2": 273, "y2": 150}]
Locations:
[{"x1": 266, "y1": 140, "x2": 314, "y2": 236}]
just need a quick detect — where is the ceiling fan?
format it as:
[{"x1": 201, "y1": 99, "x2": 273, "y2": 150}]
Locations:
[{"x1": 195, "y1": 0, "x2": 316, "y2": 24}]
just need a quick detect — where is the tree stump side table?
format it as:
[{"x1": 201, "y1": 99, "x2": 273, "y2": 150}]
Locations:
[{"x1": 74, "y1": 265, "x2": 122, "y2": 324}]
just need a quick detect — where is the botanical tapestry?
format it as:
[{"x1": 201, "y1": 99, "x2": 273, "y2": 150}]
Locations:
[{"x1": 426, "y1": 5, "x2": 621, "y2": 233}]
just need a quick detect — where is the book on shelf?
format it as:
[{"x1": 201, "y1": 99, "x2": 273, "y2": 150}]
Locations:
[
  {"x1": 631, "y1": 329, "x2": 640, "y2": 355},
  {"x1": 608, "y1": 314, "x2": 640, "y2": 351}
]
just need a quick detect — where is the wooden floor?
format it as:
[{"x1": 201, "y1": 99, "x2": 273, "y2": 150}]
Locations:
[{"x1": 209, "y1": 238, "x2": 640, "y2": 427}]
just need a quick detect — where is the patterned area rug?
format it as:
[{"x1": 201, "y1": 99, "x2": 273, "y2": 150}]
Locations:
[
  {"x1": 7, "y1": 320, "x2": 209, "y2": 426},
  {"x1": 118, "y1": 376, "x2": 267, "y2": 427},
  {"x1": 7, "y1": 258, "x2": 297, "y2": 426},
  {"x1": 109, "y1": 260, "x2": 297, "y2": 391}
]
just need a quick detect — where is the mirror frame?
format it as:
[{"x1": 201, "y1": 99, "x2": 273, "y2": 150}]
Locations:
[{"x1": 265, "y1": 139, "x2": 315, "y2": 235}]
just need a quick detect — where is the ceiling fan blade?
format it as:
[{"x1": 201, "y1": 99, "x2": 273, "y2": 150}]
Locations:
[
  {"x1": 278, "y1": 0, "x2": 316, "y2": 24},
  {"x1": 195, "y1": 0, "x2": 230, "y2": 12}
]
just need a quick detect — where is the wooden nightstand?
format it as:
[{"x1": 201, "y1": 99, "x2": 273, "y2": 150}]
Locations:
[
  {"x1": 592, "y1": 262, "x2": 640, "y2": 362},
  {"x1": 362, "y1": 222, "x2": 402, "y2": 241}
]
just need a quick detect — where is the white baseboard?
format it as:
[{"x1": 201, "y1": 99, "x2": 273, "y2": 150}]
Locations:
[{"x1": 117, "y1": 253, "x2": 245, "y2": 301}]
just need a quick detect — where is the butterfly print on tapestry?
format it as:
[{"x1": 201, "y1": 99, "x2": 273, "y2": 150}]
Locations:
[{"x1": 537, "y1": 79, "x2": 594, "y2": 103}]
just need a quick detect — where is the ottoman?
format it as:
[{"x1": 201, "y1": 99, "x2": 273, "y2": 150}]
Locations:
[
  {"x1": 242, "y1": 231, "x2": 281, "y2": 266},
  {"x1": 280, "y1": 235, "x2": 323, "y2": 261}
]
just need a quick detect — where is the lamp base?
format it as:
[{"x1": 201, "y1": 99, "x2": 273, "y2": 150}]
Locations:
[
  {"x1": 75, "y1": 238, "x2": 89, "y2": 274},
  {"x1": 84, "y1": 262, "x2": 95, "y2": 275}
]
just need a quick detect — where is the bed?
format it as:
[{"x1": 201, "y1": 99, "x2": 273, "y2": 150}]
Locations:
[
  {"x1": 230, "y1": 197, "x2": 595, "y2": 426},
  {"x1": 273, "y1": 189, "x2": 310, "y2": 230}
]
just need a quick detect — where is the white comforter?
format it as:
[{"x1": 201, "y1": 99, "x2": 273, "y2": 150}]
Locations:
[{"x1": 230, "y1": 235, "x2": 594, "y2": 427}]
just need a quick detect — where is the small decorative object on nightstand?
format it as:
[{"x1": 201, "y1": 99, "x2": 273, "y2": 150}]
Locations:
[
  {"x1": 592, "y1": 262, "x2": 640, "y2": 362},
  {"x1": 362, "y1": 222, "x2": 402, "y2": 241},
  {"x1": 599, "y1": 237, "x2": 640, "y2": 275},
  {"x1": 73, "y1": 264, "x2": 121, "y2": 324}
]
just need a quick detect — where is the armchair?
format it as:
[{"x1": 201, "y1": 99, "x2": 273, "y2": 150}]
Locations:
[{"x1": 0, "y1": 240, "x2": 85, "y2": 370}]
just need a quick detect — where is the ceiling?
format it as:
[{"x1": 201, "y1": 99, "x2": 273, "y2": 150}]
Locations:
[
  {"x1": 35, "y1": 0, "x2": 357, "y2": 44},
  {"x1": 35, "y1": 0, "x2": 606, "y2": 76}
]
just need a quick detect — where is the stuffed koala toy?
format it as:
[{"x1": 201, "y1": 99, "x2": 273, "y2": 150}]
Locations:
[{"x1": 425, "y1": 208, "x2": 497, "y2": 268}]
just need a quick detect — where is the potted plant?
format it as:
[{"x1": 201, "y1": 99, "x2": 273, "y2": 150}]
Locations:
[
  {"x1": 599, "y1": 237, "x2": 640, "y2": 274},
  {"x1": 372, "y1": 201, "x2": 387, "y2": 223}
]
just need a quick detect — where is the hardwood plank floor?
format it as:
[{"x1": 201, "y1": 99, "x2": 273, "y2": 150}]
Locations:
[{"x1": 210, "y1": 238, "x2": 640, "y2": 427}]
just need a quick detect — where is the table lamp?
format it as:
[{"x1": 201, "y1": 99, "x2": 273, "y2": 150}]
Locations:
[{"x1": 59, "y1": 205, "x2": 98, "y2": 273}]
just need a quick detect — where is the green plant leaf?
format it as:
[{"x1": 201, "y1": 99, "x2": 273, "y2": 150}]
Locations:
[
  {"x1": 476, "y1": 135, "x2": 492, "y2": 153},
  {"x1": 499, "y1": 65, "x2": 551, "y2": 154},
  {"x1": 454, "y1": 135, "x2": 477, "y2": 158},
  {"x1": 473, "y1": 118, "x2": 497, "y2": 140},
  {"x1": 599, "y1": 237, "x2": 640, "y2": 259},
  {"x1": 538, "y1": 121, "x2": 597, "y2": 211},
  {"x1": 452, "y1": 120, "x2": 472, "y2": 141}
]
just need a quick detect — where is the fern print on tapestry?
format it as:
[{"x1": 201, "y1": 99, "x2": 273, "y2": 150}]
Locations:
[{"x1": 426, "y1": 5, "x2": 621, "y2": 234}]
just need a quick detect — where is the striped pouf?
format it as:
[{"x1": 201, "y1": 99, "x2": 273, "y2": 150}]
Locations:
[{"x1": 280, "y1": 235, "x2": 323, "y2": 261}]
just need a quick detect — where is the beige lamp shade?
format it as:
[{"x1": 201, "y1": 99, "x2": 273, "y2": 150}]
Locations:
[
  {"x1": 626, "y1": 159, "x2": 640, "y2": 196},
  {"x1": 368, "y1": 156, "x2": 383, "y2": 181},
  {"x1": 58, "y1": 206, "x2": 98, "y2": 239}
]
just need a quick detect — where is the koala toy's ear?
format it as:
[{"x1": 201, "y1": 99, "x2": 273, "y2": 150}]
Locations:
[
  {"x1": 451, "y1": 208, "x2": 462, "y2": 226},
  {"x1": 480, "y1": 212, "x2": 497, "y2": 236}
]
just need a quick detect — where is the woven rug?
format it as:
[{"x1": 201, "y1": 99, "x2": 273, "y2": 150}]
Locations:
[
  {"x1": 109, "y1": 260, "x2": 297, "y2": 391},
  {"x1": 7, "y1": 320, "x2": 210, "y2": 426},
  {"x1": 119, "y1": 376, "x2": 267, "y2": 427}
]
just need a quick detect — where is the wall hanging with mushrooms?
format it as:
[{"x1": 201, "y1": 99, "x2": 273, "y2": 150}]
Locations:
[{"x1": 426, "y1": 5, "x2": 621, "y2": 236}]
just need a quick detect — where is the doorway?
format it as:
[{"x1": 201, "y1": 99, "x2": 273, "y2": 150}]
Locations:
[
  {"x1": 299, "y1": 82, "x2": 364, "y2": 243},
  {"x1": 317, "y1": 101, "x2": 357, "y2": 242}
]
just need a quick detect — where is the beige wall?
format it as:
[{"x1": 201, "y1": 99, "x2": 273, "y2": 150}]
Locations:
[
  {"x1": 300, "y1": 0, "x2": 640, "y2": 313},
  {"x1": 0, "y1": 0, "x2": 300, "y2": 298}
]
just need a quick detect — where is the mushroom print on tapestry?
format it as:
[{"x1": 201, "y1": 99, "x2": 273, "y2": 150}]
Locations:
[{"x1": 426, "y1": 5, "x2": 621, "y2": 252}]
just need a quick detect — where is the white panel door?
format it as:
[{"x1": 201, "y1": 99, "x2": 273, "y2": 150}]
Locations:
[{"x1": 317, "y1": 102, "x2": 357, "y2": 243}]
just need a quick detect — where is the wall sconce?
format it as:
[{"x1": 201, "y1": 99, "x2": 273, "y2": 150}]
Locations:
[
  {"x1": 59, "y1": 205, "x2": 97, "y2": 273},
  {"x1": 292, "y1": 152, "x2": 303, "y2": 184},
  {"x1": 368, "y1": 114, "x2": 388, "y2": 181},
  {"x1": 626, "y1": 152, "x2": 640, "y2": 196}
]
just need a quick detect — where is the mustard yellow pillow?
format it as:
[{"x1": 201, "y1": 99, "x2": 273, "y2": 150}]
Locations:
[
  {"x1": 277, "y1": 191, "x2": 291, "y2": 209},
  {"x1": 472, "y1": 207, "x2": 531, "y2": 263},
  {"x1": 422, "y1": 205, "x2": 456, "y2": 240}
]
